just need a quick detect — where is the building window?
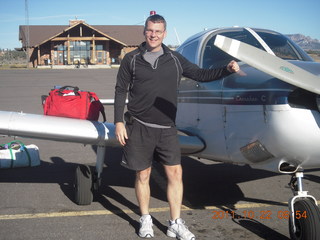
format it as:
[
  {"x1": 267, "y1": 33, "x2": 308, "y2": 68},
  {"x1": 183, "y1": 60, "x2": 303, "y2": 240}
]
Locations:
[
  {"x1": 70, "y1": 41, "x2": 91, "y2": 64},
  {"x1": 96, "y1": 45, "x2": 104, "y2": 50}
]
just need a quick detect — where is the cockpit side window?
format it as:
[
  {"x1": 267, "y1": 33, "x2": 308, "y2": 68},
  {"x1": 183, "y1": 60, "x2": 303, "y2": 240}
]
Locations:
[
  {"x1": 180, "y1": 41, "x2": 199, "y2": 64},
  {"x1": 202, "y1": 40, "x2": 232, "y2": 69}
]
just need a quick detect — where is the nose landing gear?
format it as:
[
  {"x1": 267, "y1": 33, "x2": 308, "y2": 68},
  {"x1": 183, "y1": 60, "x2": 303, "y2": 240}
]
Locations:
[{"x1": 288, "y1": 171, "x2": 320, "y2": 240}]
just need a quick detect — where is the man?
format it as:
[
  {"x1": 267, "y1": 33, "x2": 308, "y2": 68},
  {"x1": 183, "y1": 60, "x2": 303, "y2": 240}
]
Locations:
[{"x1": 114, "y1": 14, "x2": 239, "y2": 239}]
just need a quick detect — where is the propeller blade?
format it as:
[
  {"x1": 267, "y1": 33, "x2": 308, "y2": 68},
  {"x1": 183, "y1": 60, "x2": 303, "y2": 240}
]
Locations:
[{"x1": 214, "y1": 35, "x2": 320, "y2": 94}]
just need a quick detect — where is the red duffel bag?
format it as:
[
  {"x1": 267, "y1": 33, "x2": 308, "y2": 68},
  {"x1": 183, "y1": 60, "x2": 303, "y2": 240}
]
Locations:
[{"x1": 43, "y1": 86, "x2": 106, "y2": 121}]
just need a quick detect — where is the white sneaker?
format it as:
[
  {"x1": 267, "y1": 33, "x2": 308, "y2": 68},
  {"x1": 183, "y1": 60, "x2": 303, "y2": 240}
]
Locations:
[
  {"x1": 167, "y1": 218, "x2": 195, "y2": 240},
  {"x1": 138, "y1": 214, "x2": 154, "y2": 238}
]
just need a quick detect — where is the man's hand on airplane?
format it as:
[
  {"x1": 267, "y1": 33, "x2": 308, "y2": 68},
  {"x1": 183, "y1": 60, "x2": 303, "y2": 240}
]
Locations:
[
  {"x1": 115, "y1": 122, "x2": 128, "y2": 146},
  {"x1": 227, "y1": 60, "x2": 240, "y2": 73}
]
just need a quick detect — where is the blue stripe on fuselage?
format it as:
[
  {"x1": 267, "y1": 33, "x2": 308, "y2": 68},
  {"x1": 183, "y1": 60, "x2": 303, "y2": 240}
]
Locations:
[{"x1": 178, "y1": 89, "x2": 291, "y2": 105}]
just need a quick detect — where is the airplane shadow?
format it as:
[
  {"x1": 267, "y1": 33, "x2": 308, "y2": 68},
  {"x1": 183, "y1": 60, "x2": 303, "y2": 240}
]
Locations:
[{"x1": 0, "y1": 145, "x2": 305, "y2": 239}]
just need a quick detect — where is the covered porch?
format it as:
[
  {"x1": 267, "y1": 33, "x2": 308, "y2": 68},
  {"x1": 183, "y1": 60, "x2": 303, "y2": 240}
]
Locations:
[{"x1": 29, "y1": 21, "x2": 127, "y2": 68}]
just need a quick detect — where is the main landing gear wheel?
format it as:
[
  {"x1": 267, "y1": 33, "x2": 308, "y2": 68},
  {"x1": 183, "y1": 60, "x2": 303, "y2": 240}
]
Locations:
[
  {"x1": 73, "y1": 146, "x2": 105, "y2": 205},
  {"x1": 74, "y1": 164, "x2": 93, "y2": 205}
]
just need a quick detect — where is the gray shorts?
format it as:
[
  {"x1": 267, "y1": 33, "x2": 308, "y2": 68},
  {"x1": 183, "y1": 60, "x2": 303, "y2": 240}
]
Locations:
[{"x1": 121, "y1": 120, "x2": 181, "y2": 171}]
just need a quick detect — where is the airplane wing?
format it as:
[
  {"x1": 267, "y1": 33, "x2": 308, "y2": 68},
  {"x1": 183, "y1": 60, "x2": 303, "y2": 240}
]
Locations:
[
  {"x1": 0, "y1": 111, "x2": 117, "y2": 146},
  {"x1": 178, "y1": 131, "x2": 205, "y2": 155},
  {"x1": 214, "y1": 35, "x2": 320, "y2": 94},
  {"x1": 0, "y1": 111, "x2": 204, "y2": 154}
]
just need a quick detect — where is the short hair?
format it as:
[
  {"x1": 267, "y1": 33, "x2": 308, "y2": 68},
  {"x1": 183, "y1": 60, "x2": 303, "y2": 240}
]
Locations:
[{"x1": 144, "y1": 14, "x2": 167, "y2": 31}]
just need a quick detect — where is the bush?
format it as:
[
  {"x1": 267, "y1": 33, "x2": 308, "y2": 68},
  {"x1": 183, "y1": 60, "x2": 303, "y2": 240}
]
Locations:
[{"x1": 0, "y1": 49, "x2": 26, "y2": 67}]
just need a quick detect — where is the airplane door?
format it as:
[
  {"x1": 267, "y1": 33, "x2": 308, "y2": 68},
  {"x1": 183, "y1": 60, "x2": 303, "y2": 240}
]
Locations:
[
  {"x1": 195, "y1": 80, "x2": 228, "y2": 161},
  {"x1": 222, "y1": 73, "x2": 266, "y2": 163}
]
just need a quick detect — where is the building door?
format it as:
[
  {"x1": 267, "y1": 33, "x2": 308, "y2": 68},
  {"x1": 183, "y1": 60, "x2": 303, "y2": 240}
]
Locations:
[
  {"x1": 54, "y1": 44, "x2": 66, "y2": 65},
  {"x1": 96, "y1": 51, "x2": 105, "y2": 64}
]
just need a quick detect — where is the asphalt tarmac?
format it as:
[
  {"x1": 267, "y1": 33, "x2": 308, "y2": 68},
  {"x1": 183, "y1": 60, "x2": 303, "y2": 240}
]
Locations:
[{"x1": 1, "y1": 68, "x2": 320, "y2": 240}]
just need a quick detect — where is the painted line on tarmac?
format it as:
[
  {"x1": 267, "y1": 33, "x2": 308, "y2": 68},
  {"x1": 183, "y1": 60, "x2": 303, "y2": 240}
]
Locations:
[{"x1": 2, "y1": 201, "x2": 319, "y2": 221}]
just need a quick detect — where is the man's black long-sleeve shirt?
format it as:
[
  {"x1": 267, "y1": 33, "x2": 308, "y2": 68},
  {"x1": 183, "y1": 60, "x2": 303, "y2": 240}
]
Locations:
[{"x1": 114, "y1": 42, "x2": 231, "y2": 126}]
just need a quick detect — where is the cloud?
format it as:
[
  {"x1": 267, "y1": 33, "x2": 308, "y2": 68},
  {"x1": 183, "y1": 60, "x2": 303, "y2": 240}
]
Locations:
[
  {"x1": 29, "y1": 14, "x2": 77, "y2": 21},
  {"x1": 0, "y1": 14, "x2": 92, "y2": 23}
]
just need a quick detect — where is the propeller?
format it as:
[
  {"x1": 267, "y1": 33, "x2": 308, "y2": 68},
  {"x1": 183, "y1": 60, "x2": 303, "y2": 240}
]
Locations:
[{"x1": 214, "y1": 35, "x2": 320, "y2": 95}]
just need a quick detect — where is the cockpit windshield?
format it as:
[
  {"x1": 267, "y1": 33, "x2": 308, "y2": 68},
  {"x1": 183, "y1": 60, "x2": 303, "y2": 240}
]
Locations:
[{"x1": 254, "y1": 30, "x2": 300, "y2": 60}]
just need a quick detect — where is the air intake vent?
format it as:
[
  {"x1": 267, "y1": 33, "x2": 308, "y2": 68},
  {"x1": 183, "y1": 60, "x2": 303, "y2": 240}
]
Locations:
[{"x1": 241, "y1": 140, "x2": 274, "y2": 163}]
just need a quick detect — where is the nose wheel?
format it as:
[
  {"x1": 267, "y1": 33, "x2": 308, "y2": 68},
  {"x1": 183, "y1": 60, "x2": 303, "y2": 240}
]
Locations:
[{"x1": 288, "y1": 172, "x2": 320, "y2": 240}]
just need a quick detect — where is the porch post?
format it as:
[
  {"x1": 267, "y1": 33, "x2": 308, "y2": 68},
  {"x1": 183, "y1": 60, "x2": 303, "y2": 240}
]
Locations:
[
  {"x1": 67, "y1": 34, "x2": 71, "y2": 65},
  {"x1": 106, "y1": 40, "x2": 110, "y2": 65},
  {"x1": 37, "y1": 47, "x2": 40, "y2": 66},
  {"x1": 92, "y1": 34, "x2": 96, "y2": 64},
  {"x1": 50, "y1": 42, "x2": 54, "y2": 66}
]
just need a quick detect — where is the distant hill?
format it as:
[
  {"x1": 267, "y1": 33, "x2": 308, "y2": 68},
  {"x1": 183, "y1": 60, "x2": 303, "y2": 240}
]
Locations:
[{"x1": 286, "y1": 34, "x2": 320, "y2": 51}]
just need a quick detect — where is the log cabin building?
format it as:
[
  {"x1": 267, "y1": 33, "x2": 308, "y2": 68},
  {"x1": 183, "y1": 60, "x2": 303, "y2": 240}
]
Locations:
[{"x1": 19, "y1": 20, "x2": 145, "y2": 68}]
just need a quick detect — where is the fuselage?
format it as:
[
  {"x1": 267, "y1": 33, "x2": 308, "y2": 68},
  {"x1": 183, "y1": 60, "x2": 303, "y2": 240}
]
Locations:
[{"x1": 176, "y1": 27, "x2": 320, "y2": 173}]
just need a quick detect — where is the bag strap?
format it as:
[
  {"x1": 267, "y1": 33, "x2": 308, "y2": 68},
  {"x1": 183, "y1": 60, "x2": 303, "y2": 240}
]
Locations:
[
  {"x1": 22, "y1": 145, "x2": 32, "y2": 167},
  {"x1": 89, "y1": 92, "x2": 107, "y2": 122},
  {"x1": 100, "y1": 107, "x2": 107, "y2": 122}
]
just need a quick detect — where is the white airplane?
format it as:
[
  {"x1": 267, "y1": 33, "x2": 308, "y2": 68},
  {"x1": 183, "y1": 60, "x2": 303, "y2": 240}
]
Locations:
[{"x1": 0, "y1": 27, "x2": 320, "y2": 239}]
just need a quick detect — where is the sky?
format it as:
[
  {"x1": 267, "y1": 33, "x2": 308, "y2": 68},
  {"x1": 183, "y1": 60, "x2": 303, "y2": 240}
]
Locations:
[{"x1": 0, "y1": 0, "x2": 319, "y2": 50}]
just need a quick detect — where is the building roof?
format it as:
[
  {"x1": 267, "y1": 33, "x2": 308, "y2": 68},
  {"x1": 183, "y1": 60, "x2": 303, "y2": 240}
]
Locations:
[
  {"x1": 19, "y1": 23, "x2": 145, "y2": 48},
  {"x1": 93, "y1": 25, "x2": 144, "y2": 46}
]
